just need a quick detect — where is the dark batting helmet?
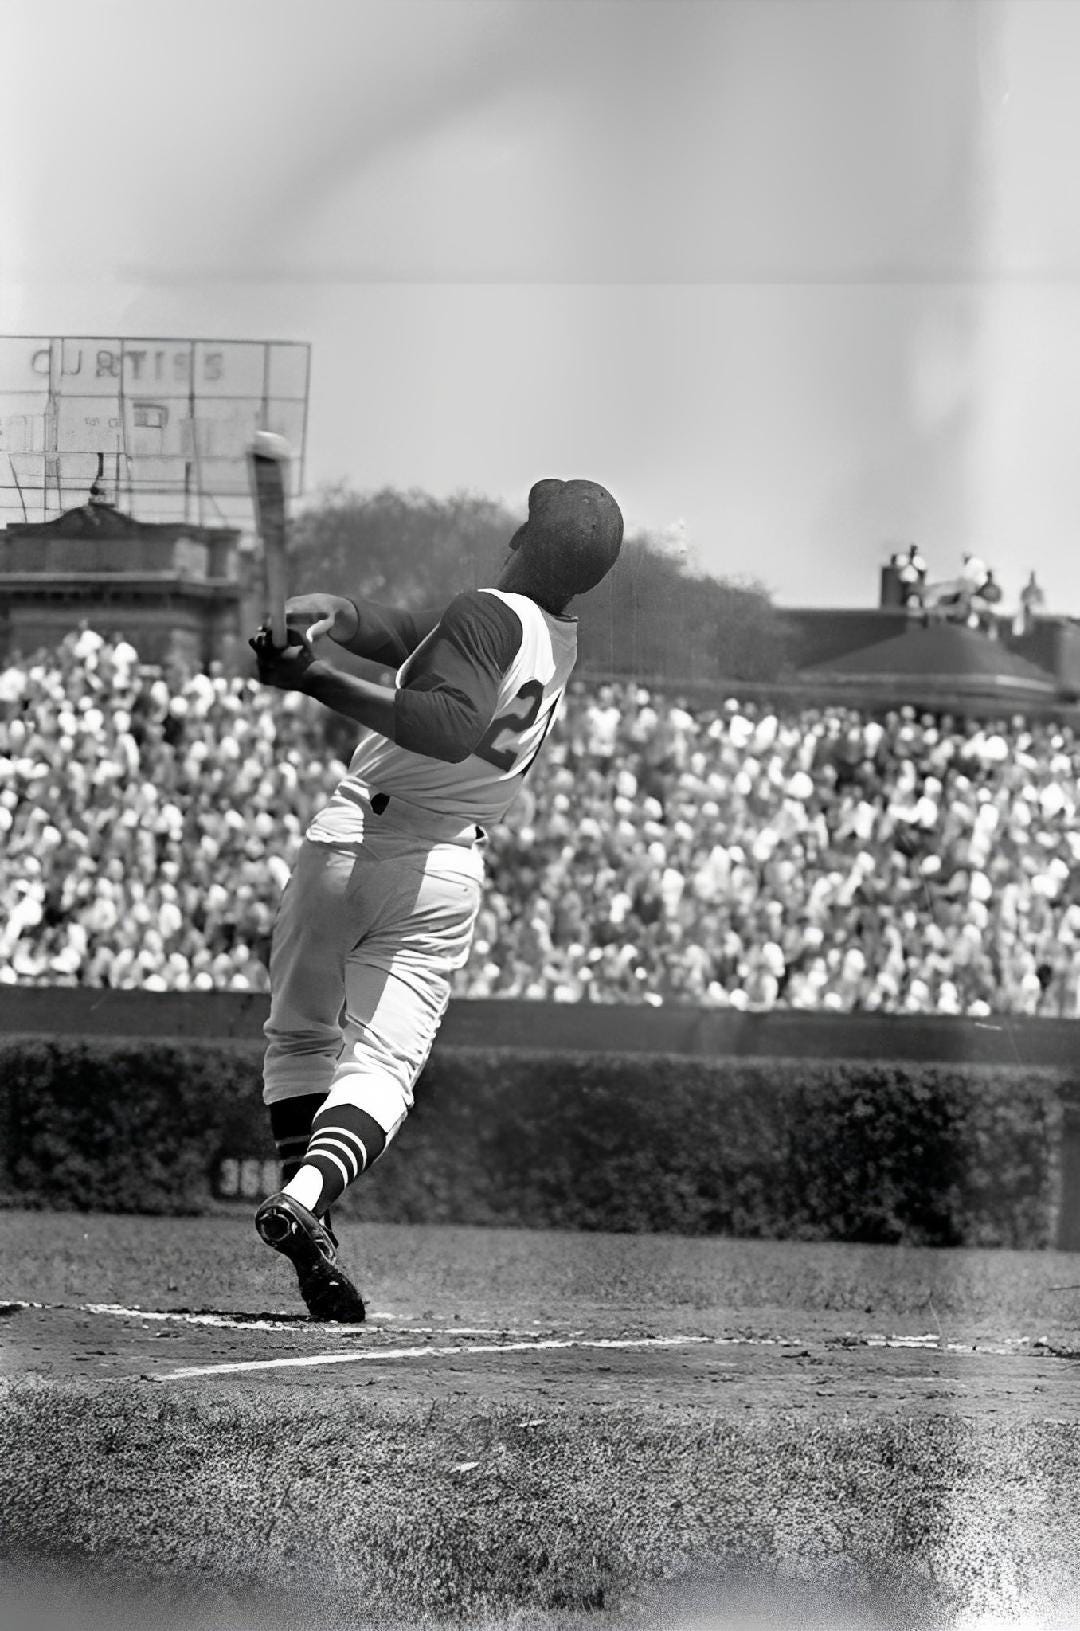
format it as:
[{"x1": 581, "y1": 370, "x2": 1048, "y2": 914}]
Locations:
[{"x1": 509, "y1": 478, "x2": 623, "y2": 601}]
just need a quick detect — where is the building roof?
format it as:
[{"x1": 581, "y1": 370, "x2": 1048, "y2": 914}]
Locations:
[
  {"x1": 2, "y1": 503, "x2": 237, "y2": 543},
  {"x1": 802, "y1": 621, "x2": 1056, "y2": 691}
]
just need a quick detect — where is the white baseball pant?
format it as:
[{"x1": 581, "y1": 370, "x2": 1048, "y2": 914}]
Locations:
[{"x1": 262, "y1": 824, "x2": 483, "y2": 1144}]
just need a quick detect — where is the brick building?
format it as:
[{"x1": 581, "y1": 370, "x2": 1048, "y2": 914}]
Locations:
[{"x1": 0, "y1": 497, "x2": 255, "y2": 671}]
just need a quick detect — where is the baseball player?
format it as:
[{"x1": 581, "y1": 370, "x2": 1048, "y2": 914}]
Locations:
[{"x1": 249, "y1": 478, "x2": 623, "y2": 1321}]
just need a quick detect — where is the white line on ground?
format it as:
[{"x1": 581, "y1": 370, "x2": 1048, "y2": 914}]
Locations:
[
  {"x1": 7, "y1": 1302, "x2": 1067, "y2": 1362},
  {"x1": 152, "y1": 1334, "x2": 714, "y2": 1382},
  {"x1": 82, "y1": 1302, "x2": 385, "y2": 1332},
  {"x1": 76, "y1": 1307, "x2": 1052, "y2": 1357},
  {"x1": 77, "y1": 1304, "x2": 552, "y2": 1337}
]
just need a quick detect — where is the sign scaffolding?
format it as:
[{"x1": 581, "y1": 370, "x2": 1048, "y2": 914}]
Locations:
[{"x1": 0, "y1": 336, "x2": 311, "y2": 524}]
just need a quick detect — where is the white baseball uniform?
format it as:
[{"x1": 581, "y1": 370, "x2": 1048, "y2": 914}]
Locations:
[{"x1": 262, "y1": 587, "x2": 578, "y2": 1154}]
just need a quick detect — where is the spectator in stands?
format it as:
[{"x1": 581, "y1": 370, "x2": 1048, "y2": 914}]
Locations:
[{"x1": 8, "y1": 630, "x2": 1080, "y2": 1019}]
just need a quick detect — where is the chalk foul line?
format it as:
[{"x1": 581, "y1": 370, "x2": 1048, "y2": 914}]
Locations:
[
  {"x1": 151, "y1": 1334, "x2": 715, "y2": 1382},
  {"x1": 79, "y1": 1304, "x2": 558, "y2": 1338},
  {"x1": 6, "y1": 1302, "x2": 1075, "y2": 1369}
]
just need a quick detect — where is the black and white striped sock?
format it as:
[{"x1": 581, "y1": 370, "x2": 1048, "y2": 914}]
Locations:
[{"x1": 301, "y1": 1102, "x2": 388, "y2": 1213}]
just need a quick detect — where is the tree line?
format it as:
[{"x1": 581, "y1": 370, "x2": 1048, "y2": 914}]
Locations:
[{"x1": 286, "y1": 484, "x2": 797, "y2": 685}]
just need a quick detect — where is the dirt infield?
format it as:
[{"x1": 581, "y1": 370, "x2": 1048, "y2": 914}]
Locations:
[{"x1": 3, "y1": 1211, "x2": 1080, "y2": 1628}]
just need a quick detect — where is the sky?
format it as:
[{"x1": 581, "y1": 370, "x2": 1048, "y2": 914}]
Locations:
[{"x1": 3, "y1": 0, "x2": 1080, "y2": 611}]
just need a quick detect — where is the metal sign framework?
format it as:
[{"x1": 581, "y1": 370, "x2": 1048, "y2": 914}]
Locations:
[{"x1": 0, "y1": 336, "x2": 311, "y2": 525}]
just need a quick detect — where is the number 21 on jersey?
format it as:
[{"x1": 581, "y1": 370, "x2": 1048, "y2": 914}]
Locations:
[{"x1": 475, "y1": 680, "x2": 561, "y2": 775}]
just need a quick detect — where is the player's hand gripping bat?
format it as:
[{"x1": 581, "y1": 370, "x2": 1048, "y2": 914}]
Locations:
[{"x1": 248, "y1": 624, "x2": 316, "y2": 690}]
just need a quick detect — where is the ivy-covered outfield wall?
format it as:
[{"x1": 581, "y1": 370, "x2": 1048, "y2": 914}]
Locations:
[{"x1": 2, "y1": 994, "x2": 1080, "y2": 1250}]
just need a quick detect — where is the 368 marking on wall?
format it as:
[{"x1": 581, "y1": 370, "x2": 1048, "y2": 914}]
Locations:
[{"x1": 216, "y1": 1157, "x2": 278, "y2": 1200}]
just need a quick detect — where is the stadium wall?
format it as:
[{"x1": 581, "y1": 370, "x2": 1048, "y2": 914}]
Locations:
[
  {"x1": 3, "y1": 992, "x2": 1079, "y2": 1248},
  {"x1": 3, "y1": 986, "x2": 1080, "y2": 1066}
]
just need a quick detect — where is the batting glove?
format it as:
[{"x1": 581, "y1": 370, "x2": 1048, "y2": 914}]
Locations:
[{"x1": 249, "y1": 625, "x2": 316, "y2": 691}]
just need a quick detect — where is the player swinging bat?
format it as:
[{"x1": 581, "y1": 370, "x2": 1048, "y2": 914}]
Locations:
[{"x1": 246, "y1": 477, "x2": 624, "y2": 1322}]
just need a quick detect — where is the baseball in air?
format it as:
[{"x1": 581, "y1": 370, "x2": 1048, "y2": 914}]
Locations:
[{"x1": 252, "y1": 431, "x2": 291, "y2": 460}]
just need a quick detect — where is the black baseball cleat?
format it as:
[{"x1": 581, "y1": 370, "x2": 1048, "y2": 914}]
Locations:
[{"x1": 255, "y1": 1192, "x2": 366, "y2": 1323}]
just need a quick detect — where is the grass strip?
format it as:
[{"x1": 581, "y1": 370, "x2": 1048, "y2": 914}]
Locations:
[{"x1": 2, "y1": 1378, "x2": 1078, "y2": 1628}]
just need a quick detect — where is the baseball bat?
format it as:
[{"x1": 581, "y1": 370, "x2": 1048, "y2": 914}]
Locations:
[{"x1": 247, "y1": 431, "x2": 291, "y2": 647}]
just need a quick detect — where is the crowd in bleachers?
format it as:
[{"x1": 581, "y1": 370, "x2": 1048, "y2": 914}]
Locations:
[{"x1": 3, "y1": 628, "x2": 1080, "y2": 1016}]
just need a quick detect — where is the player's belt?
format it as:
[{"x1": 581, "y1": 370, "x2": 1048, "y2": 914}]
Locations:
[{"x1": 365, "y1": 788, "x2": 483, "y2": 844}]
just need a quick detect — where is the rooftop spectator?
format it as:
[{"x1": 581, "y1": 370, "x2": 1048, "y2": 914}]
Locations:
[{"x1": 1014, "y1": 571, "x2": 1047, "y2": 638}]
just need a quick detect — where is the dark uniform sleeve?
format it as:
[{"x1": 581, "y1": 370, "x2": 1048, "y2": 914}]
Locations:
[
  {"x1": 341, "y1": 601, "x2": 444, "y2": 665},
  {"x1": 392, "y1": 591, "x2": 523, "y2": 763}
]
